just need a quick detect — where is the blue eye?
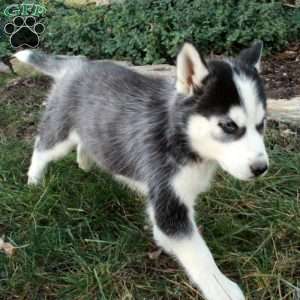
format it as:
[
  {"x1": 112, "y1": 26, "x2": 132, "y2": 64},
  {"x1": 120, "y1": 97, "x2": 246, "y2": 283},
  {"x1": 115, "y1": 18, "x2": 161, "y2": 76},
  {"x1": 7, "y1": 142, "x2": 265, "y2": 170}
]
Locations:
[{"x1": 218, "y1": 120, "x2": 238, "y2": 134}]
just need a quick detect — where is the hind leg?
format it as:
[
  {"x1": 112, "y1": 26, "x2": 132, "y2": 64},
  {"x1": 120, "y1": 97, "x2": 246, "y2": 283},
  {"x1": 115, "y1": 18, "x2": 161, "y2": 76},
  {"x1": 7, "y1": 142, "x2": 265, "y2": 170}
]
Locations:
[
  {"x1": 76, "y1": 144, "x2": 94, "y2": 172},
  {"x1": 114, "y1": 175, "x2": 148, "y2": 195},
  {"x1": 28, "y1": 132, "x2": 78, "y2": 185}
]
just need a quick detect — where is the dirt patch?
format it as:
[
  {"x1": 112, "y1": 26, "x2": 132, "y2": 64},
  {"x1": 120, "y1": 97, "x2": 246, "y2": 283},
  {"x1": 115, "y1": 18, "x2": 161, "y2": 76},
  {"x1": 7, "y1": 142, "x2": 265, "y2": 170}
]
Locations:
[
  {"x1": 0, "y1": 76, "x2": 51, "y2": 105},
  {"x1": 262, "y1": 43, "x2": 300, "y2": 99},
  {"x1": 0, "y1": 76, "x2": 51, "y2": 141}
]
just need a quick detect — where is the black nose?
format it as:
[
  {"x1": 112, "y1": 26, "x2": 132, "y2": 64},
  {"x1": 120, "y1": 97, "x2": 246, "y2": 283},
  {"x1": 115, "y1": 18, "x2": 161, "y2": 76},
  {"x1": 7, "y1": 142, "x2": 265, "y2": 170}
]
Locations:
[{"x1": 250, "y1": 162, "x2": 268, "y2": 177}]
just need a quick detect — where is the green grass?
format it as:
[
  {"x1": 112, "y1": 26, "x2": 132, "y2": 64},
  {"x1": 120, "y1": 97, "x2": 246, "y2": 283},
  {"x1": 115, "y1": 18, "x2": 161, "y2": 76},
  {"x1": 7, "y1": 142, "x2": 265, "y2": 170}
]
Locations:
[{"x1": 0, "y1": 74, "x2": 299, "y2": 300}]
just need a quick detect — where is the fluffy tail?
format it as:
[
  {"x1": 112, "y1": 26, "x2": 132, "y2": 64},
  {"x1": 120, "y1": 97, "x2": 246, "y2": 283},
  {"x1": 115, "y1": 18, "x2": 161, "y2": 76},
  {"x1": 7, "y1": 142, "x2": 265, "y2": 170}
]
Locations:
[{"x1": 14, "y1": 50, "x2": 67, "y2": 78}]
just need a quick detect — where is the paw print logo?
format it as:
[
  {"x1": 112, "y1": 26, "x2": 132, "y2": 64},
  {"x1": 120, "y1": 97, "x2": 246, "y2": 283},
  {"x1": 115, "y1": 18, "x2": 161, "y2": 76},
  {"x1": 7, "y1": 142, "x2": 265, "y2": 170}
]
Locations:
[{"x1": 4, "y1": 16, "x2": 45, "y2": 48}]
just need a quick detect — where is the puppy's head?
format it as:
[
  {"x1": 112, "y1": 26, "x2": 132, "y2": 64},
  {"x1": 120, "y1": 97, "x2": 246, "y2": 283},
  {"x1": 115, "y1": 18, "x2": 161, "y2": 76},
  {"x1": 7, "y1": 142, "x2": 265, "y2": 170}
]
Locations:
[{"x1": 177, "y1": 42, "x2": 268, "y2": 181}]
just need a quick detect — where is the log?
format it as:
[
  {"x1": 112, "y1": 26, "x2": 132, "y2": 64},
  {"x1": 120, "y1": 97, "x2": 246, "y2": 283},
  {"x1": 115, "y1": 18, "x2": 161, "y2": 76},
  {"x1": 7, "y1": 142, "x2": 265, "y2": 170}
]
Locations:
[
  {"x1": 64, "y1": 0, "x2": 123, "y2": 7},
  {"x1": 132, "y1": 64, "x2": 176, "y2": 77}
]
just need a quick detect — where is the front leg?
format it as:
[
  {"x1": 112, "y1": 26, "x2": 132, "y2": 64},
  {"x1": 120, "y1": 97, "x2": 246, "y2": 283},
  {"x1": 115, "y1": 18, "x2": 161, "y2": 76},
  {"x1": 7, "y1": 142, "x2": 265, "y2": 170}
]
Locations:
[{"x1": 148, "y1": 188, "x2": 245, "y2": 300}]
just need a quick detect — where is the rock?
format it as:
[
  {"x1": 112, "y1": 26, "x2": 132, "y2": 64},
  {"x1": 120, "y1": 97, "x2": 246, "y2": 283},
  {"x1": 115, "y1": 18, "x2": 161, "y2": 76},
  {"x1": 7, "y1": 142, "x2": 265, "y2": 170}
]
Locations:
[
  {"x1": 64, "y1": 0, "x2": 93, "y2": 7},
  {"x1": 64, "y1": 0, "x2": 122, "y2": 7},
  {"x1": 0, "y1": 62, "x2": 10, "y2": 73},
  {"x1": 133, "y1": 64, "x2": 176, "y2": 77},
  {"x1": 268, "y1": 97, "x2": 300, "y2": 126},
  {"x1": 0, "y1": 237, "x2": 15, "y2": 257}
]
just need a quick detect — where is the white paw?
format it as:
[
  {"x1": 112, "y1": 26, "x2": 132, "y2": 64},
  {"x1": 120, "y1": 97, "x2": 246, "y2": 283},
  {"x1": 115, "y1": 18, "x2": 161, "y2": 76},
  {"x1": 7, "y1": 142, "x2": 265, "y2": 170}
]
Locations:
[
  {"x1": 199, "y1": 272, "x2": 245, "y2": 300},
  {"x1": 78, "y1": 160, "x2": 93, "y2": 172},
  {"x1": 27, "y1": 175, "x2": 40, "y2": 185},
  {"x1": 77, "y1": 152, "x2": 93, "y2": 172}
]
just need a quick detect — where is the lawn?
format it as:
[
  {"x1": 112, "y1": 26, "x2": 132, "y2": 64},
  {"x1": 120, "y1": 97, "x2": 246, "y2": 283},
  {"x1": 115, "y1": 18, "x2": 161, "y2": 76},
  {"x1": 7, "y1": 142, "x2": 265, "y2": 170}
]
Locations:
[{"x1": 0, "y1": 73, "x2": 299, "y2": 300}]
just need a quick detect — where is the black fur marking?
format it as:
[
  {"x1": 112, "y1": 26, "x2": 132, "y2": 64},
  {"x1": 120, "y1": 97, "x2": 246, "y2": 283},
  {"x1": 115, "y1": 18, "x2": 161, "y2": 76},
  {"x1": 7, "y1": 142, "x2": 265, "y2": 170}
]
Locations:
[
  {"x1": 194, "y1": 61, "x2": 242, "y2": 116},
  {"x1": 256, "y1": 119, "x2": 265, "y2": 134},
  {"x1": 150, "y1": 184, "x2": 193, "y2": 236}
]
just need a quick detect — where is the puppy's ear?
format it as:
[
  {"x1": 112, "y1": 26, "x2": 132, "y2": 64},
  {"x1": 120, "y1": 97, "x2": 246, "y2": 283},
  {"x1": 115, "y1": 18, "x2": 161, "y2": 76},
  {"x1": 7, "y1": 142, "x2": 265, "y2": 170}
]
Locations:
[
  {"x1": 176, "y1": 43, "x2": 209, "y2": 95},
  {"x1": 239, "y1": 41, "x2": 263, "y2": 72}
]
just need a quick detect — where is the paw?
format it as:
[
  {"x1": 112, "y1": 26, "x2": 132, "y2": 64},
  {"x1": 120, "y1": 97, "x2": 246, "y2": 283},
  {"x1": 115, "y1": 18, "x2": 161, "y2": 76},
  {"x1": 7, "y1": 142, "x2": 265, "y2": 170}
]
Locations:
[
  {"x1": 199, "y1": 272, "x2": 245, "y2": 300},
  {"x1": 27, "y1": 175, "x2": 40, "y2": 185},
  {"x1": 78, "y1": 161, "x2": 93, "y2": 172},
  {"x1": 77, "y1": 150, "x2": 93, "y2": 172},
  {"x1": 4, "y1": 16, "x2": 45, "y2": 48}
]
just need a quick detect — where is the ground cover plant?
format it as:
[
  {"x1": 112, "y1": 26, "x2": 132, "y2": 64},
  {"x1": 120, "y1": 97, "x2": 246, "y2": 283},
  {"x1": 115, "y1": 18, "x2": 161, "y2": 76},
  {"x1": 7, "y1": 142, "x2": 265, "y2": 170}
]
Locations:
[
  {"x1": 0, "y1": 72, "x2": 299, "y2": 299},
  {"x1": 1, "y1": 0, "x2": 300, "y2": 62},
  {"x1": 42, "y1": 0, "x2": 300, "y2": 64}
]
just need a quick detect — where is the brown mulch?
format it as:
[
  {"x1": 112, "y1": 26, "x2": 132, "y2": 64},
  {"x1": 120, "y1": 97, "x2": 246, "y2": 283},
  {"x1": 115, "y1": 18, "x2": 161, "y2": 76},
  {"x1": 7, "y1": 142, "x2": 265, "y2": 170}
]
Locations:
[
  {"x1": 262, "y1": 43, "x2": 300, "y2": 99},
  {"x1": 0, "y1": 76, "x2": 50, "y2": 141}
]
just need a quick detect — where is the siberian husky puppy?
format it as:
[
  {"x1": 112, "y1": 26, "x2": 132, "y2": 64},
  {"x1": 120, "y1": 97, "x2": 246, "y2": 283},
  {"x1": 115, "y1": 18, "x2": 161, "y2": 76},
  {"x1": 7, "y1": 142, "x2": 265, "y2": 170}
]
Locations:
[{"x1": 15, "y1": 41, "x2": 268, "y2": 300}]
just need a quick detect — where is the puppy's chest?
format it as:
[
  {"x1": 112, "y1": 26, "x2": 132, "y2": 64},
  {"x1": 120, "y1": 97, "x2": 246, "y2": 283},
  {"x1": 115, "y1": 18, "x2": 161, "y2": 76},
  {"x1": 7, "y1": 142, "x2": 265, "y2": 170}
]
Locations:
[{"x1": 172, "y1": 161, "x2": 216, "y2": 206}]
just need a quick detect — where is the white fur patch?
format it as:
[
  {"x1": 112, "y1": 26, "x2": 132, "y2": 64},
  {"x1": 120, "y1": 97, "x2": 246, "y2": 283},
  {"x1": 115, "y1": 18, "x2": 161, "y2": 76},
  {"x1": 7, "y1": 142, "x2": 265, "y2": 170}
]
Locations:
[
  {"x1": 187, "y1": 115, "x2": 223, "y2": 160},
  {"x1": 172, "y1": 161, "x2": 216, "y2": 208},
  {"x1": 77, "y1": 143, "x2": 94, "y2": 172},
  {"x1": 233, "y1": 73, "x2": 265, "y2": 126},
  {"x1": 28, "y1": 131, "x2": 79, "y2": 185},
  {"x1": 228, "y1": 106, "x2": 247, "y2": 127}
]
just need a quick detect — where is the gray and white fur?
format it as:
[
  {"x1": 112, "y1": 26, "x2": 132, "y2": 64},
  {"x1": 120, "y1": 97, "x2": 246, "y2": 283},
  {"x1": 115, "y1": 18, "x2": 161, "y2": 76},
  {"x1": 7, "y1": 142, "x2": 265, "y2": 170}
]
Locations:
[{"x1": 14, "y1": 42, "x2": 268, "y2": 300}]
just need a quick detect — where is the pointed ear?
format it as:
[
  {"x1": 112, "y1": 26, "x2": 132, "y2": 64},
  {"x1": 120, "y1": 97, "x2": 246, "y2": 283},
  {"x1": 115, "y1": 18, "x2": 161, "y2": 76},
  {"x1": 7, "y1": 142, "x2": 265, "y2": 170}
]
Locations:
[
  {"x1": 176, "y1": 43, "x2": 209, "y2": 95},
  {"x1": 239, "y1": 41, "x2": 263, "y2": 72}
]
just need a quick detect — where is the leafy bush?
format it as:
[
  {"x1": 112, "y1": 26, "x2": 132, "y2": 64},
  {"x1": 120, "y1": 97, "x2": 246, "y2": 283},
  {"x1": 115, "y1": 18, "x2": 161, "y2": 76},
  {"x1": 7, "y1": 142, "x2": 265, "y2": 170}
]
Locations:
[
  {"x1": 1, "y1": 0, "x2": 300, "y2": 64},
  {"x1": 0, "y1": 0, "x2": 12, "y2": 57},
  {"x1": 42, "y1": 0, "x2": 300, "y2": 64}
]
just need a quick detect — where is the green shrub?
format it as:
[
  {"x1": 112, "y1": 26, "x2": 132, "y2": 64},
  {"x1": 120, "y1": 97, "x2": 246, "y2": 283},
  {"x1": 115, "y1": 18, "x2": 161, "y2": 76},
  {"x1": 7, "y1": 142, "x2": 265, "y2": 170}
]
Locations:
[
  {"x1": 1, "y1": 0, "x2": 299, "y2": 64},
  {"x1": 0, "y1": 0, "x2": 12, "y2": 57},
  {"x1": 42, "y1": 0, "x2": 300, "y2": 64}
]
